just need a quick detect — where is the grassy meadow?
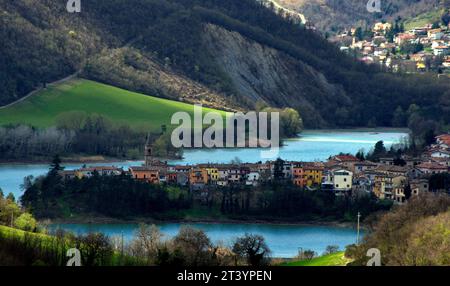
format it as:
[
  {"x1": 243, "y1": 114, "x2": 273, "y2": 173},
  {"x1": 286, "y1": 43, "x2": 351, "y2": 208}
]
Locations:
[
  {"x1": 280, "y1": 252, "x2": 351, "y2": 266},
  {"x1": 0, "y1": 79, "x2": 225, "y2": 132},
  {"x1": 403, "y1": 9, "x2": 444, "y2": 30}
]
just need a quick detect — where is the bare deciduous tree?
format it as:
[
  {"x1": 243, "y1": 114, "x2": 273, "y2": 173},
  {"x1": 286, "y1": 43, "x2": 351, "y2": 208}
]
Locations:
[
  {"x1": 232, "y1": 233, "x2": 271, "y2": 266},
  {"x1": 128, "y1": 224, "x2": 163, "y2": 265}
]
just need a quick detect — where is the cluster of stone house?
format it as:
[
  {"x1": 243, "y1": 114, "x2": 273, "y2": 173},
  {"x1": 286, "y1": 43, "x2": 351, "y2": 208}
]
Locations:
[
  {"x1": 60, "y1": 166, "x2": 124, "y2": 180},
  {"x1": 60, "y1": 134, "x2": 450, "y2": 204},
  {"x1": 128, "y1": 162, "x2": 271, "y2": 190},
  {"x1": 335, "y1": 21, "x2": 450, "y2": 74}
]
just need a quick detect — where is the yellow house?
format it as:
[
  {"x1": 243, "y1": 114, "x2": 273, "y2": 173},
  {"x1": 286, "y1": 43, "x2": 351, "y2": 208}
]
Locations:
[
  {"x1": 416, "y1": 61, "x2": 426, "y2": 71},
  {"x1": 302, "y1": 163, "x2": 324, "y2": 187},
  {"x1": 198, "y1": 164, "x2": 219, "y2": 183},
  {"x1": 373, "y1": 22, "x2": 392, "y2": 33}
]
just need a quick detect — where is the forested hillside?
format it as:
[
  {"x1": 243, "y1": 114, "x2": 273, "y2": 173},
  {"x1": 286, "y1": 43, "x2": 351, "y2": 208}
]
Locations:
[{"x1": 1, "y1": 0, "x2": 450, "y2": 140}]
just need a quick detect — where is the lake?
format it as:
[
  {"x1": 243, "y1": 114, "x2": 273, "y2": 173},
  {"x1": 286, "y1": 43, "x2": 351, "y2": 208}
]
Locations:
[
  {"x1": 0, "y1": 129, "x2": 409, "y2": 200},
  {"x1": 49, "y1": 222, "x2": 362, "y2": 258},
  {"x1": 171, "y1": 129, "x2": 409, "y2": 164},
  {"x1": 0, "y1": 129, "x2": 401, "y2": 258}
]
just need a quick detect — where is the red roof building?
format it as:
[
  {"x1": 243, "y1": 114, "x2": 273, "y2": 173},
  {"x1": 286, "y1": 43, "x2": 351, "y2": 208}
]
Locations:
[{"x1": 416, "y1": 162, "x2": 448, "y2": 175}]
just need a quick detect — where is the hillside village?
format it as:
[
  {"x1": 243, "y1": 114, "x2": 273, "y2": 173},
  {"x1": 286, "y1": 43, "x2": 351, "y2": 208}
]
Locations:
[
  {"x1": 61, "y1": 134, "x2": 450, "y2": 206},
  {"x1": 334, "y1": 21, "x2": 450, "y2": 74}
]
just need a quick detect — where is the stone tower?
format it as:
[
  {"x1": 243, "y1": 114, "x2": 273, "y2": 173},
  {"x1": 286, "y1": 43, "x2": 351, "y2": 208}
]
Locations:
[
  {"x1": 144, "y1": 127, "x2": 169, "y2": 167},
  {"x1": 144, "y1": 134, "x2": 154, "y2": 167}
]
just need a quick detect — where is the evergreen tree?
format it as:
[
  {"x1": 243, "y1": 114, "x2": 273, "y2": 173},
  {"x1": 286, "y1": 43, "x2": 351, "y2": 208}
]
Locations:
[
  {"x1": 356, "y1": 150, "x2": 366, "y2": 161},
  {"x1": 355, "y1": 27, "x2": 364, "y2": 41},
  {"x1": 392, "y1": 106, "x2": 406, "y2": 127},
  {"x1": 368, "y1": 141, "x2": 387, "y2": 161},
  {"x1": 49, "y1": 155, "x2": 64, "y2": 176},
  {"x1": 273, "y1": 158, "x2": 285, "y2": 182},
  {"x1": 6, "y1": 193, "x2": 16, "y2": 203},
  {"x1": 374, "y1": 141, "x2": 387, "y2": 155},
  {"x1": 424, "y1": 130, "x2": 437, "y2": 146}
]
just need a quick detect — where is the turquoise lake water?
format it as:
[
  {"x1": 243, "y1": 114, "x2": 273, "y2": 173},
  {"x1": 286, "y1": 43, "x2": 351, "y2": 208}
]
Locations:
[
  {"x1": 171, "y1": 129, "x2": 409, "y2": 165},
  {"x1": 49, "y1": 222, "x2": 362, "y2": 258}
]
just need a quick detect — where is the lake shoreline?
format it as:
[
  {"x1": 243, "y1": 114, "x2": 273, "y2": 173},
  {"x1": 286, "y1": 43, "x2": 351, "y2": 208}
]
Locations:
[
  {"x1": 0, "y1": 128, "x2": 410, "y2": 166},
  {"x1": 0, "y1": 156, "x2": 134, "y2": 166},
  {"x1": 46, "y1": 216, "x2": 363, "y2": 259},
  {"x1": 46, "y1": 215, "x2": 359, "y2": 229}
]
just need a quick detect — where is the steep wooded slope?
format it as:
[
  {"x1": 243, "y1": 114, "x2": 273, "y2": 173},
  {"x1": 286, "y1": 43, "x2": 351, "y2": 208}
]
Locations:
[{"x1": 1, "y1": 0, "x2": 450, "y2": 133}]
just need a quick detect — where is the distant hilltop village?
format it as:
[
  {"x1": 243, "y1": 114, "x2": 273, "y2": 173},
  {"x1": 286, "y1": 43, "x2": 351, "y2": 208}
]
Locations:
[
  {"x1": 333, "y1": 20, "x2": 450, "y2": 75},
  {"x1": 258, "y1": 0, "x2": 317, "y2": 30},
  {"x1": 61, "y1": 134, "x2": 450, "y2": 205}
]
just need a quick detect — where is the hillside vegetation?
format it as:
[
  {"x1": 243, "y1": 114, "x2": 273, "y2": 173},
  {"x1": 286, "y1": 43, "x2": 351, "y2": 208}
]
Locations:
[
  {"x1": 404, "y1": 8, "x2": 445, "y2": 30},
  {"x1": 1, "y1": 0, "x2": 450, "y2": 140},
  {"x1": 0, "y1": 79, "x2": 224, "y2": 130},
  {"x1": 277, "y1": 0, "x2": 447, "y2": 32},
  {"x1": 346, "y1": 194, "x2": 450, "y2": 266}
]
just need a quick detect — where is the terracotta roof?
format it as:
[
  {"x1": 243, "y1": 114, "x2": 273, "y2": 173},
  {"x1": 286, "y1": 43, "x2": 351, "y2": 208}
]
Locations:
[
  {"x1": 436, "y1": 134, "x2": 450, "y2": 145},
  {"x1": 302, "y1": 162, "x2": 325, "y2": 170},
  {"x1": 397, "y1": 33, "x2": 416, "y2": 39},
  {"x1": 375, "y1": 165, "x2": 408, "y2": 173},
  {"x1": 354, "y1": 161, "x2": 378, "y2": 166},
  {"x1": 430, "y1": 157, "x2": 450, "y2": 164},
  {"x1": 129, "y1": 166, "x2": 160, "y2": 172},
  {"x1": 332, "y1": 155, "x2": 360, "y2": 162},
  {"x1": 78, "y1": 166, "x2": 123, "y2": 172},
  {"x1": 175, "y1": 165, "x2": 192, "y2": 170},
  {"x1": 417, "y1": 162, "x2": 448, "y2": 170}
]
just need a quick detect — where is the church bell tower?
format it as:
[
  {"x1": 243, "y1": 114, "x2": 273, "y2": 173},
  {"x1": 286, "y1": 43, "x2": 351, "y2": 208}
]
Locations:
[{"x1": 145, "y1": 134, "x2": 154, "y2": 167}]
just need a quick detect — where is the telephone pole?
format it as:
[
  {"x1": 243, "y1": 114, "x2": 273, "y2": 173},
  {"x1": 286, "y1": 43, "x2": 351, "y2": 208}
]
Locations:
[{"x1": 356, "y1": 212, "x2": 361, "y2": 245}]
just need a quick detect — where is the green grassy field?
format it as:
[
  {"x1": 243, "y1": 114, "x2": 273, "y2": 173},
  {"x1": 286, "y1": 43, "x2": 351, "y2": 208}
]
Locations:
[
  {"x1": 0, "y1": 79, "x2": 225, "y2": 131},
  {"x1": 0, "y1": 224, "x2": 142, "y2": 266},
  {"x1": 0, "y1": 225, "x2": 54, "y2": 245},
  {"x1": 280, "y1": 252, "x2": 351, "y2": 266},
  {"x1": 403, "y1": 9, "x2": 444, "y2": 31}
]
